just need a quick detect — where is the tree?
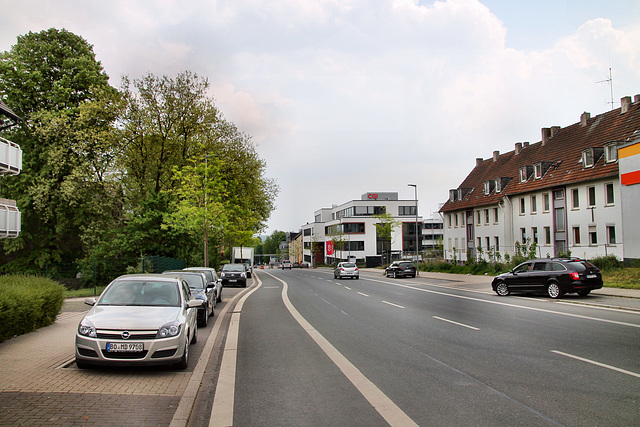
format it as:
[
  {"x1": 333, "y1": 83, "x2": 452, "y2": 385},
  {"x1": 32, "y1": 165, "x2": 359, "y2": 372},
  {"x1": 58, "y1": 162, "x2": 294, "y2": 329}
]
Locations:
[
  {"x1": 0, "y1": 28, "x2": 114, "y2": 269},
  {"x1": 373, "y1": 212, "x2": 400, "y2": 265}
]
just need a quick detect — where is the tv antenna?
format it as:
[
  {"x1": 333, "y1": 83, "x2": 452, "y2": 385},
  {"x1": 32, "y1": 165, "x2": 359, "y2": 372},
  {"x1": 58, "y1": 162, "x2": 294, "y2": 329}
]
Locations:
[{"x1": 596, "y1": 67, "x2": 614, "y2": 109}]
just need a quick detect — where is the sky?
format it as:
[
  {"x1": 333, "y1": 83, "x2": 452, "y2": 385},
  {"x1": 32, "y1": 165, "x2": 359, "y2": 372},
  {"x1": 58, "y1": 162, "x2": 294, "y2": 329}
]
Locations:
[{"x1": 2, "y1": 0, "x2": 640, "y2": 235}]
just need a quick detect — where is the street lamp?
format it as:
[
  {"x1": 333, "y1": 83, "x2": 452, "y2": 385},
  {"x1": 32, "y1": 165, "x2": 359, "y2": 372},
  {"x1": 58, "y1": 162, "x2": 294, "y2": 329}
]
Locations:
[
  {"x1": 204, "y1": 154, "x2": 210, "y2": 267},
  {"x1": 408, "y1": 184, "x2": 419, "y2": 276}
]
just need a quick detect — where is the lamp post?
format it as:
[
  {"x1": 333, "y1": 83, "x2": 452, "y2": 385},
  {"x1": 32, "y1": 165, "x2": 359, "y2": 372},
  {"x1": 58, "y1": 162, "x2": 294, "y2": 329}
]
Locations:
[
  {"x1": 204, "y1": 154, "x2": 210, "y2": 267},
  {"x1": 408, "y1": 184, "x2": 419, "y2": 276}
]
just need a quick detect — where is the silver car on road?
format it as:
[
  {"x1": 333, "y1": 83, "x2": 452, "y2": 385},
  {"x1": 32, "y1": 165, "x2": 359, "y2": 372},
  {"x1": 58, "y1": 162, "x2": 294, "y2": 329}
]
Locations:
[{"x1": 75, "y1": 274, "x2": 203, "y2": 370}]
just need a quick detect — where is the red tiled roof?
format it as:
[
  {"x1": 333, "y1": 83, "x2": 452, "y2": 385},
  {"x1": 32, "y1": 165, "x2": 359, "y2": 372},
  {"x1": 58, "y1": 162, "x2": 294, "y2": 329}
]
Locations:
[{"x1": 440, "y1": 98, "x2": 640, "y2": 213}]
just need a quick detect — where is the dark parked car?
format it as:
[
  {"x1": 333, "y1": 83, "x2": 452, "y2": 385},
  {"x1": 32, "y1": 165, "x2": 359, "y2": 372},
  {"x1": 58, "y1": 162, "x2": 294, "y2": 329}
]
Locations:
[
  {"x1": 491, "y1": 258, "x2": 603, "y2": 299},
  {"x1": 385, "y1": 261, "x2": 416, "y2": 278},
  {"x1": 184, "y1": 267, "x2": 223, "y2": 303},
  {"x1": 163, "y1": 270, "x2": 215, "y2": 327},
  {"x1": 220, "y1": 263, "x2": 248, "y2": 287}
]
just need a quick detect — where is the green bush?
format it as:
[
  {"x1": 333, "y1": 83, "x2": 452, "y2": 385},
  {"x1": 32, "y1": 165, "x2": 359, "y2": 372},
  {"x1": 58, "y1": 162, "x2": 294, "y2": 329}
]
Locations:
[
  {"x1": 0, "y1": 275, "x2": 65, "y2": 342},
  {"x1": 590, "y1": 255, "x2": 621, "y2": 271}
]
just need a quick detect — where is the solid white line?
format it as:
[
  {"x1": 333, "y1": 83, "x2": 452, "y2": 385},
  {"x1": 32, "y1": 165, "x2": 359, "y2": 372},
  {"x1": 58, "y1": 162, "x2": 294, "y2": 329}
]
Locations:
[
  {"x1": 357, "y1": 292, "x2": 370, "y2": 297},
  {"x1": 265, "y1": 272, "x2": 418, "y2": 427},
  {"x1": 551, "y1": 350, "x2": 640, "y2": 378},
  {"x1": 382, "y1": 301, "x2": 405, "y2": 309},
  {"x1": 209, "y1": 275, "x2": 263, "y2": 427},
  {"x1": 433, "y1": 316, "x2": 480, "y2": 331}
]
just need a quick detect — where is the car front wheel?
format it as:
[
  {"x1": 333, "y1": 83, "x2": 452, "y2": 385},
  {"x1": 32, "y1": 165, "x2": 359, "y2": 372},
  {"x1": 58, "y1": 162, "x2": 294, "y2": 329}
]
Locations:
[
  {"x1": 495, "y1": 281, "x2": 509, "y2": 296},
  {"x1": 176, "y1": 336, "x2": 190, "y2": 370},
  {"x1": 547, "y1": 282, "x2": 563, "y2": 299}
]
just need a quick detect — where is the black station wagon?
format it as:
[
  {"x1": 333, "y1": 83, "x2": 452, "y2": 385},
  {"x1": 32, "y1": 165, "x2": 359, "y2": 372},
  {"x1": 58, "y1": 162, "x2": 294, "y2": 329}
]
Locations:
[{"x1": 491, "y1": 258, "x2": 603, "y2": 299}]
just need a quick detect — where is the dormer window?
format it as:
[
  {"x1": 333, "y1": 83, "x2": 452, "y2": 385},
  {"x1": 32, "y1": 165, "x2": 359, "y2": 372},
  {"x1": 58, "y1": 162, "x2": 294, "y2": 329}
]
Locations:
[
  {"x1": 605, "y1": 143, "x2": 618, "y2": 163},
  {"x1": 495, "y1": 178, "x2": 502, "y2": 193},
  {"x1": 519, "y1": 166, "x2": 529, "y2": 183},
  {"x1": 582, "y1": 149, "x2": 595, "y2": 168},
  {"x1": 483, "y1": 180, "x2": 494, "y2": 195},
  {"x1": 449, "y1": 189, "x2": 457, "y2": 202},
  {"x1": 534, "y1": 163, "x2": 542, "y2": 179}
]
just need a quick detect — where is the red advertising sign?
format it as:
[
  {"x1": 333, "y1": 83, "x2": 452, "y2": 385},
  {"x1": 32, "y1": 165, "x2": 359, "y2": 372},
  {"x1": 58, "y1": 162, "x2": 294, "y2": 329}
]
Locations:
[
  {"x1": 326, "y1": 241, "x2": 334, "y2": 255},
  {"x1": 368, "y1": 193, "x2": 378, "y2": 199}
]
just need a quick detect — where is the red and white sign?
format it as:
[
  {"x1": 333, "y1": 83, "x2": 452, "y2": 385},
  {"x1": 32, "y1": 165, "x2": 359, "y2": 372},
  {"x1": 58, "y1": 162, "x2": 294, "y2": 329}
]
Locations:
[
  {"x1": 326, "y1": 241, "x2": 334, "y2": 255},
  {"x1": 367, "y1": 193, "x2": 378, "y2": 200}
]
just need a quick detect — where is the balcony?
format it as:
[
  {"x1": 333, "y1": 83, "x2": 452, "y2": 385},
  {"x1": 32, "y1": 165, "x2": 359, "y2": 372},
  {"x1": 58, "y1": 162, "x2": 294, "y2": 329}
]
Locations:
[
  {"x1": 0, "y1": 198, "x2": 20, "y2": 238},
  {"x1": 0, "y1": 136, "x2": 22, "y2": 176}
]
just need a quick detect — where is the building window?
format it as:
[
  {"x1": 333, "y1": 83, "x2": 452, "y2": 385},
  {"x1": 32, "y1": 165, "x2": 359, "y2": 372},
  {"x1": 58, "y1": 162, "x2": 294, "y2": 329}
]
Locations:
[
  {"x1": 589, "y1": 226, "x2": 598, "y2": 246},
  {"x1": 573, "y1": 226, "x2": 581, "y2": 245},
  {"x1": 544, "y1": 226, "x2": 551, "y2": 245},
  {"x1": 532, "y1": 227, "x2": 538, "y2": 244},
  {"x1": 554, "y1": 189, "x2": 565, "y2": 200},
  {"x1": 534, "y1": 163, "x2": 542, "y2": 179},
  {"x1": 477, "y1": 211, "x2": 481, "y2": 225},
  {"x1": 555, "y1": 207, "x2": 565, "y2": 231},
  {"x1": 495, "y1": 178, "x2": 502, "y2": 193},
  {"x1": 454, "y1": 213, "x2": 459, "y2": 227},
  {"x1": 461, "y1": 213, "x2": 465, "y2": 226},
  {"x1": 571, "y1": 188, "x2": 579, "y2": 209},
  {"x1": 493, "y1": 208, "x2": 499, "y2": 224},
  {"x1": 607, "y1": 226, "x2": 616, "y2": 245},
  {"x1": 605, "y1": 183, "x2": 615, "y2": 205},
  {"x1": 521, "y1": 228, "x2": 526, "y2": 243},
  {"x1": 494, "y1": 236, "x2": 499, "y2": 252},
  {"x1": 605, "y1": 144, "x2": 617, "y2": 163},
  {"x1": 587, "y1": 186, "x2": 596, "y2": 207},
  {"x1": 485, "y1": 237, "x2": 490, "y2": 251},
  {"x1": 399, "y1": 206, "x2": 417, "y2": 216},
  {"x1": 543, "y1": 193, "x2": 550, "y2": 212},
  {"x1": 477, "y1": 237, "x2": 482, "y2": 250},
  {"x1": 531, "y1": 195, "x2": 537, "y2": 214},
  {"x1": 519, "y1": 167, "x2": 528, "y2": 183},
  {"x1": 484, "y1": 181, "x2": 491, "y2": 195},
  {"x1": 484, "y1": 209, "x2": 489, "y2": 225},
  {"x1": 583, "y1": 149, "x2": 595, "y2": 168},
  {"x1": 520, "y1": 198, "x2": 525, "y2": 215}
]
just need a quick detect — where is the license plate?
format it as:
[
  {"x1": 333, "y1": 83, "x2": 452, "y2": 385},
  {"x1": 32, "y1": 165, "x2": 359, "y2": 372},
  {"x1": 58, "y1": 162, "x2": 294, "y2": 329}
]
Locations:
[
  {"x1": 586, "y1": 274, "x2": 597, "y2": 279},
  {"x1": 229, "y1": 279, "x2": 237, "y2": 282},
  {"x1": 106, "y1": 342, "x2": 143, "y2": 352}
]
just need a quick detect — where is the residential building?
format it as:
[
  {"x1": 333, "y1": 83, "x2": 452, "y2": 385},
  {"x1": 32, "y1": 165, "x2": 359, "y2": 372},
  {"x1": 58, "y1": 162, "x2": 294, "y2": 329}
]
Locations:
[
  {"x1": 301, "y1": 192, "x2": 423, "y2": 267},
  {"x1": 0, "y1": 100, "x2": 22, "y2": 239},
  {"x1": 440, "y1": 95, "x2": 640, "y2": 263}
]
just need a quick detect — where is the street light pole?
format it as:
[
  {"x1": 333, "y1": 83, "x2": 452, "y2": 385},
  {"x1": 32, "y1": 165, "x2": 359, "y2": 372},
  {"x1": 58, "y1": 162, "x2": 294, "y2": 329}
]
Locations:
[
  {"x1": 408, "y1": 184, "x2": 419, "y2": 276},
  {"x1": 204, "y1": 154, "x2": 209, "y2": 267}
]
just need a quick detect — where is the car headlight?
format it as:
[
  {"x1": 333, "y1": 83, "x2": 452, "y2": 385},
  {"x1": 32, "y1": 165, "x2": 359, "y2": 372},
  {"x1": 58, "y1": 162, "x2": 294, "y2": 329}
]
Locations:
[
  {"x1": 157, "y1": 321, "x2": 182, "y2": 338},
  {"x1": 78, "y1": 319, "x2": 97, "y2": 338},
  {"x1": 221, "y1": 272, "x2": 227, "y2": 277},
  {"x1": 240, "y1": 273, "x2": 246, "y2": 278}
]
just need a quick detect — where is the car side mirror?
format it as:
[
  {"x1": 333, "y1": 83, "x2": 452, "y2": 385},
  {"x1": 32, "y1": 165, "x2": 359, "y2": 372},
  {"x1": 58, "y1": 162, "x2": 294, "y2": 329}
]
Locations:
[{"x1": 84, "y1": 298, "x2": 96, "y2": 306}]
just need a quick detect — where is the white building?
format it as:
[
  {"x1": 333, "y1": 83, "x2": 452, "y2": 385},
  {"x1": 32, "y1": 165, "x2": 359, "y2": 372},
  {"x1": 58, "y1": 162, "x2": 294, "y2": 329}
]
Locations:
[
  {"x1": 440, "y1": 95, "x2": 640, "y2": 263},
  {"x1": 301, "y1": 192, "x2": 423, "y2": 267},
  {"x1": 0, "y1": 100, "x2": 22, "y2": 239}
]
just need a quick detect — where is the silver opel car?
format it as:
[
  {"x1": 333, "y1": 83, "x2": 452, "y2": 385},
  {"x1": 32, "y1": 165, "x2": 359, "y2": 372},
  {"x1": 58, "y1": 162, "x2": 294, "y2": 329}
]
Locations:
[{"x1": 75, "y1": 274, "x2": 203, "y2": 370}]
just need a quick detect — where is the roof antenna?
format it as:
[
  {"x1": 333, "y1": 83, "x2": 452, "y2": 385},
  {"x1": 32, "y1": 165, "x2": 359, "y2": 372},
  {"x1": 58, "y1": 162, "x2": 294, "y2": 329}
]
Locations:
[{"x1": 596, "y1": 59, "x2": 614, "y2": 109}]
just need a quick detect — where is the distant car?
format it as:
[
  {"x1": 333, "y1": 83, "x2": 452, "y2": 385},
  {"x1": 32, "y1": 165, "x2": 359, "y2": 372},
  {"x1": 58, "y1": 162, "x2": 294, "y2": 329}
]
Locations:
[
  {"x1": 220, "y1": 263, "x2": 248, "y2": 287},
  {"x1": 75, "y1": 274, "x2": 203, "y2": 370},
  {"x1": 334, "y1": 262, "x2": 359, "y2": 279},
  {"x1": 300, "y1": 261, "x2": 310, "y2": 268},
  {"x1": 183, "y1": 266, "x2": 223, "y2": 303},
  {"x1": 491, "y1": 258, "x2": 603, "y2": 299},
  {"x1": 281, "y1": 260, "x2": 292, "y2": 269},
  {"x1": 163, "y1": 270, "x2": 214, "y2": 327},
  {"x1": 385, "y1": 261, "x2": 416, "y2": 278}
]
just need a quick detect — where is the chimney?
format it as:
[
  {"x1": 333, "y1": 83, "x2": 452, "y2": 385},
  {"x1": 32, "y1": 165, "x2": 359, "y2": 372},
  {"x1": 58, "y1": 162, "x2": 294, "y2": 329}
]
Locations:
[
  {"x1": 515, "y1": 142, "x2": 522, "y2": 155},
  {"x1": 621, "y1": 96, "x2": 632, "y2": 113},
  {"x1": 634, "y1": 94, "x2": 640, "y2": 103},
  {"x1": 541, "y1": 127, "x2": 551, "y2": 145},
  {"x1": 551, "y1": 126, "x2": 561, "y2": 137},
  {"x1": 493, "y1": 150, "x2": 500, "y2": 162},
  {"x1": 581, "y1": 112, "x2": 591, "y2": 127},
  {"x1": 523, "y1": 141, "x2": 529, "y2": 148},
  {"x1": 476, "y1": 158, "x2": 483, "y2": 167}
]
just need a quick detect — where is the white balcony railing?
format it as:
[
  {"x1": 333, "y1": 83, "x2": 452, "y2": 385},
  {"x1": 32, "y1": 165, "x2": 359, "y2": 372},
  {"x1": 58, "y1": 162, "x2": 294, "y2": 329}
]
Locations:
[
  {"x1": 0, "y1": 136, "x2": 22, "y2": 176},
  {"x1": 0, "y1": 198, "x2": 20, "y2": 238}
]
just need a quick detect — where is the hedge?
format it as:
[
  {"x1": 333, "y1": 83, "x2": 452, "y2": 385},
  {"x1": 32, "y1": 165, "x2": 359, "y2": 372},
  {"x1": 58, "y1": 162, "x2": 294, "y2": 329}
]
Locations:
[{"x1": 0, "y1": 275, "x2": 65, "y2": 343}]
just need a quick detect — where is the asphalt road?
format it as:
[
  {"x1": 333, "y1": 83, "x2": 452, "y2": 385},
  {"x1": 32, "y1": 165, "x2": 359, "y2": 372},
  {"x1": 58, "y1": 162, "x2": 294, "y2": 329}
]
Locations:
[{"x1": 224, "y1": 268, "x2": 640, "y2": 426}]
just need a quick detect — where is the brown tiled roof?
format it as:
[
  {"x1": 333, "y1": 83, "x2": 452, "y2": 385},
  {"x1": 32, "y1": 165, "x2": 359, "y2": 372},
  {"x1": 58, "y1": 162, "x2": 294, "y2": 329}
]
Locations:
[{"x1": 440, "y1": 97, "x2": 640, "y2": 213}]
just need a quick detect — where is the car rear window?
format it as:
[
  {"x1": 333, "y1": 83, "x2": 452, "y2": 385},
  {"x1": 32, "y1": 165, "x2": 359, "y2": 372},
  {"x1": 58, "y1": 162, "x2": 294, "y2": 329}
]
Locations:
[
  {"x1": 343, "y1": 263, "x2": 356, "y2": 268},
  {"x1": 567, "y1": 261, "x2": 594, "y2": 272}
]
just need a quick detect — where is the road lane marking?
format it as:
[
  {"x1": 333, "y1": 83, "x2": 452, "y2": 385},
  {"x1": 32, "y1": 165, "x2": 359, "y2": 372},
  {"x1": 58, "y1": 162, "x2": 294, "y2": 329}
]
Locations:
[
  {"x1": 365, "y1": 278, "x2": 640, "y2": 329},
  {"x1": 433, "y1": 316, "x2": 480, "y2": 331},
  {"x1": 265, "y1": 271, "x2": 418, "y2": 427},
  {"x1": 382, "y1": 301, "x2": 405, "y2": 309},
  {"x1": 357, "y1": 292, "x2": 370, "y2": 297},
  {"x1": 551, "y1": 350, "x2": 640, "y2": 378},
  {"x1": 344, "y1": 286, "x2": 352, "y2": 290},
  {"x1": 209, "y1": 275, "x2": 263, "y2": 427}
]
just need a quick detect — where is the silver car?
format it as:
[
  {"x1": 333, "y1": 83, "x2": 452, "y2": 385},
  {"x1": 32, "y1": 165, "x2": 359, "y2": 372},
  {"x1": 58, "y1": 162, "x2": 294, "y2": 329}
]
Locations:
[
  {"x1": 334, "y1": 262, "x2": 359, "y2": 279},
  {"x1": 75, "y1": 274, "x2": 203, "y2": 370}
]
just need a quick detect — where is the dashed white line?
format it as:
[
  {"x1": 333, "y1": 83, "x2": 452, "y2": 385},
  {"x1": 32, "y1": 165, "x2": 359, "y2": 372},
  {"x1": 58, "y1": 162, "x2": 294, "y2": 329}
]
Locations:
[
  {"x1": 551, "y1": 350, "x2": 640, "y2": 378},
  {"x1": 382, "y1": 301, "x2": 405, "y2": 309},
  {"x1": 433, "y1": 316, "x2": 480, "y2": 331},
  {"x1": 357, "y1": 292, "x2": 370, "y2": 297}
]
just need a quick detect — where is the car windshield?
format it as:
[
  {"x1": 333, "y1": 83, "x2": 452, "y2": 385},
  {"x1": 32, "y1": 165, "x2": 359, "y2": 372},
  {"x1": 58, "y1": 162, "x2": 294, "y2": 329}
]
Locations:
[
  {"x1": 98, "y1": 280, "x2": 180, "y2": 307},
  {"x1": 223, "y1": 264, "x2": 245, "y2": 272}
]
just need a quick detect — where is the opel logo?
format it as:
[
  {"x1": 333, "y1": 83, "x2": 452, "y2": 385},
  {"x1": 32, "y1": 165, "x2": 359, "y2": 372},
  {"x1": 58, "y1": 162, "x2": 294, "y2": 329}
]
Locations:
[{"x1": 121, "y1": 331, "x2": 131, "y2": 339}]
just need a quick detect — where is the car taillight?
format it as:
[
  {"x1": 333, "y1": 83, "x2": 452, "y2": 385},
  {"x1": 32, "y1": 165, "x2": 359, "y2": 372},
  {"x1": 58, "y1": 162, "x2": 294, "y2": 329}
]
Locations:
[
  {"x1": 340, "y1": 268, "x2": 345, "y2": 271},
  {"x1": 354, "y1": 267, "x2": 358, "y2": 271},
  {"x1": 569, "y1": 272, "x2": 580, "y2": 280}
]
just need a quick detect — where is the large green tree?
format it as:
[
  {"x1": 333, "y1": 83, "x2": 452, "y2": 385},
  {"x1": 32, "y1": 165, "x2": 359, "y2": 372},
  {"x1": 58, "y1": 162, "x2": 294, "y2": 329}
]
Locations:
[{"x1": 0, "y1": 28, "x2": 114, "y2": 270}]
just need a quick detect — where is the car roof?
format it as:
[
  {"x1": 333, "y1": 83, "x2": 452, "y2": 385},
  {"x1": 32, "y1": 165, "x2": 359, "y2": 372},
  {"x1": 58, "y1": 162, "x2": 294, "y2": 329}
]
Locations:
[{"x1": 113, "y1": 273, "x2": 180, "y2": 282}]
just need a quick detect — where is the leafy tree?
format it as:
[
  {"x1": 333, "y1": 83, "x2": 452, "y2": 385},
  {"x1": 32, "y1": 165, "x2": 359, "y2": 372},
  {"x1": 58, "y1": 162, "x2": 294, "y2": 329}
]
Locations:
[
  {"x1": 373, "y1": 212, "x2": 400, "y2": 265},
  {"x1": 262, "y1": 231, "x2": 287, "y2": 261},
  {"x1": 0, "y1": 28, "x2": 114, "y2": 269}
]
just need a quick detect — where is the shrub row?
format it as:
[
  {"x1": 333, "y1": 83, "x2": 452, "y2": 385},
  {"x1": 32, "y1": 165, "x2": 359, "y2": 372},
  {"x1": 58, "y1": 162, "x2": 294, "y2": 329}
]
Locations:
[{"x1": 0, "y1": 275, "x2": 65, "y2": 343}]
